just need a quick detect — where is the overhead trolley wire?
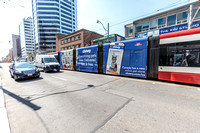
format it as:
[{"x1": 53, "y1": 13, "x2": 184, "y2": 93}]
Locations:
[{"x1": 95, "y1": 0, "x2": 192, "y2": 33}]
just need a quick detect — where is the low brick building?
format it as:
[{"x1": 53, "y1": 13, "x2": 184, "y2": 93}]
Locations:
[{"x1": 56, "y1": 29, "x2": 103, "y2": 51}]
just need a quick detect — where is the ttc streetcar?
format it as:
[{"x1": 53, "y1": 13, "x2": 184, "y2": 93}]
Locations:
[{"x1": 53, "y1": 28, "x2": 200, "y2": 85}]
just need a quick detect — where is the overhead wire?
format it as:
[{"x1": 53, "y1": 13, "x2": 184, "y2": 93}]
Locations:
[
  {"x1": 95, "y1": 0, "x2": 192, "y2": 34},
  {"x1": 0, "y1": 0, "x2": 30, "y2": 15},
  {"x1": 0, "y1": 0, "x2": 194, "y2": 34}
]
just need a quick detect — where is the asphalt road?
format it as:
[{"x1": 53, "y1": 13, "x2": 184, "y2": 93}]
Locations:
[{"x1": 0, "y1": 63, "x2": 200, "y2": 133}]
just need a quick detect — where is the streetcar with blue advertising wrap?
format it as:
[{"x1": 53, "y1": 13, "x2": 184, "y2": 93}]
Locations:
[{"x1": 56, "y1": 28, "x2": 200, "y2": 85}]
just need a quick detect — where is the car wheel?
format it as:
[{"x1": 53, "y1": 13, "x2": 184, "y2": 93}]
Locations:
[
  {"x1": 57, "y1": 69, "x2": 60, "y2": 72},
  {"x1": 14, "y1": 75, "x2": 18, "y2": 81},
  {"x1": 44, "y1": 68, "x2": 47, "y2": 73},
  {"x1": 10, "y1": 72, "x2": 14, "y2": 78},
  {"x1": 36, "y1": 74, "x2": 40, "y2": 78}
]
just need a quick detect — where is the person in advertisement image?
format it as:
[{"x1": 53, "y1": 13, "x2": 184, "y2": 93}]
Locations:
[
  {"x1": 106, "y1": 43, "x2": 124, "y2": 75},
  {"x1": 61, "y1": 52, "x2": 67, "y2": 69},
  {"x1": 65, "y1": 50, "x2": 73, "y2": 70},
  {"x1": 60, "y1": 50, "x2": 73, "y2": 70}
]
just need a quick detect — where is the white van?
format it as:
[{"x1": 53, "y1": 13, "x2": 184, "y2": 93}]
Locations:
[{"x1": 35, "y1": 55, "x2": 60, "y2": 72}]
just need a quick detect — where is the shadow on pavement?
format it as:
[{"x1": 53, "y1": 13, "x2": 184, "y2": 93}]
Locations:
[
  {"x1": 15, "y1": 77, "x2": 43, "y2": 83},
  {"x1": 41, "y1": 71, "x2": 64, "y2": 74},
  {"x1": 2, "y1": 88, "x2": 41, "y2": 111},
  {"x1": 29, "y1": 85, "x2": 94, "y2": 101},
  {"x1": 29, "y1": 79, "x2": 119, "y2": 101}
]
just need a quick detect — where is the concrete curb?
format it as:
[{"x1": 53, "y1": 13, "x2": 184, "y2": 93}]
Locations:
[{"x1": 0, "y1": 79, "x2": 11, "y2": 133}]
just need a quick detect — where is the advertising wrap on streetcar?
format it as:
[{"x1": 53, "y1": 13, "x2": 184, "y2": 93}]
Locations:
[
  {"x1": 76, "y1": 45, "x2": 98, "y2": 73},
  {"x1": 60, "y1": 50, "x2": 74, "y2": 70},
  {"x1": 106, "y1": 42, "x2": 124, "y2": 75},
  {"x1": 120, "y1": 38, "x2": 148, "y2": 78}
]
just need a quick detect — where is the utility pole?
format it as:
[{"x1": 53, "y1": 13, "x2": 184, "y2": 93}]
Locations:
[
  {"x1": 107, "y1": 23, "x2": 109, "y2": 43},
  {"x1": 188, "y1": 4, "x2": 193, "y2": 29}
]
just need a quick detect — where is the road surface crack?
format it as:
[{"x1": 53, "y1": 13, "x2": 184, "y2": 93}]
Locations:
[{"x1": 90, "y1": 97, "x2": 133, "y2": 133}]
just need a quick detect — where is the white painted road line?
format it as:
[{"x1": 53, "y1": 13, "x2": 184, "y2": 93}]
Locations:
[
  {"x1": 197, "y1": 88, "x2": 200, "y2": 92},
  {"x1": 51, "y1": 76, "x2": 67, "y2": 81}
]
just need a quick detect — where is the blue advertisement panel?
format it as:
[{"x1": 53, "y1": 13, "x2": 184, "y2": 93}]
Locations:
[
  {"x1": 76, "y1": 45, "x2": 98, "y2": 73},
  {"x1": 159, "y1": 21, "x2": 200, "y2": 34},
  {"x1": 120, "y1": 37, "x2": 148, "y2": 78}
]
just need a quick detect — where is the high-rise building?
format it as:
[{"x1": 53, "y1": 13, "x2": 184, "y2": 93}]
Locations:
[
  {"x1": 32, "y1": 0, "x2": 77, "y2": 54},
  {"x1": 8, "y1": 48, "x2": 13, "y2": 61},
  {"x1": 19, "y1": 17, "x2": 35, "y2": 58},
  {"x1": 12, "y1": 34, "x2": 21, "y2": 59}
]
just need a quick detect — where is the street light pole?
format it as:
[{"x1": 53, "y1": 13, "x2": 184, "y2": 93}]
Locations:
[
  {"x1": 107, "y1": 23, "x2": 109, "y2": 43},
  {"x1": 97, "y1": 20, "x2": 110, "y2": 43}
]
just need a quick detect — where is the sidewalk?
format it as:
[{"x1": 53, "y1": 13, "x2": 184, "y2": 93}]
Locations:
[{"x1": 0, "y1": 79, "x2": 10, "y2": 133}]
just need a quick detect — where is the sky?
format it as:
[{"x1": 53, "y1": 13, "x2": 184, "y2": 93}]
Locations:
[{"x1": 0, "y1": 0, "x2": 196, "y2": 60}]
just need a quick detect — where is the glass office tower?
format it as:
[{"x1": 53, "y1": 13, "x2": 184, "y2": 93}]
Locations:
[{"x1": 32, "y1": 0, "x2": 77, "y2": 53}]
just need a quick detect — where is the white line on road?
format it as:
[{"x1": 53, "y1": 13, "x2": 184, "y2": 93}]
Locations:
[
  {"x1": 51, "y1": 76, "x2": 67, "y2": 81},
  {"x1": 197, "y1": 88, "x2": 200, "y2": 92}
]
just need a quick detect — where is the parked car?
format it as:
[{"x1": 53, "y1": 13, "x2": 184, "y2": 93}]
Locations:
[
  {"x1": 9, "y1": 62, "x2": 40, "y2": 81},
  {"x1": 35, "y1": 55, "x2": 60, "y2": 72}
]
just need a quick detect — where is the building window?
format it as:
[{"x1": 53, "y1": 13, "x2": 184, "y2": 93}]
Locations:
[
  {"x1": 60, "y1": 40, "x2": 62, "y2": 44},
  {"x1": 150, "y1": 19, "x2": 157, "y2": 30},
  {"x1": 78, "y1": 34, "x2": 81, "y2": 39},
  {"x1": 193, "y1": 8, "x2": 200, "y2": 20},
  {"x1": 74, "y1": 36, "x2": 76, "y2": 40},
  {"x1": 70, "y1": 37, "x2": 72, "y2": 42},
  {"x1": 66, "y1": 38, "x2": 68, "y2": 43},
  {"x1": 78, "y1": 44, "x2": 81, "y2": 48},
  {"x1": 126, "y1": 27, "x2": 133, "y2": 37},
  {"x1": 136, "y1": 24, "x2": 142, "y2": 33},
  {"x1": 142, "y1": 22, "x2": 149, "y2": 31},
  {"x1": 74, "y1": 45, "x2": 76, "y2": 49},
  {"x1": 177, "y1": 11, "x2": 188, "y2": 24},
  {"x1": 158, "y1": 18, "x2": 166, "y2": 28},
  {"x1": 70, "y1": 45, "x2": 72, "y2": 49},
  {"x1": 167, "y1": 14, "x2": 176, "y2": 26}
]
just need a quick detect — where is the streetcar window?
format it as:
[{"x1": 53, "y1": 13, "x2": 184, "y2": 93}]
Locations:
[{"x1": 159, "y1": 42, "x2": 200, "y2": 67}]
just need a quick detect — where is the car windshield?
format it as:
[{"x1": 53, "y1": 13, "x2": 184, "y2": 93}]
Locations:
[
  {"x1": 15, "y1": 63, "x2": 35, "y2": 68},
  {"x1": 44, "y1": 58, "x2": 57, "y2": 63}
]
